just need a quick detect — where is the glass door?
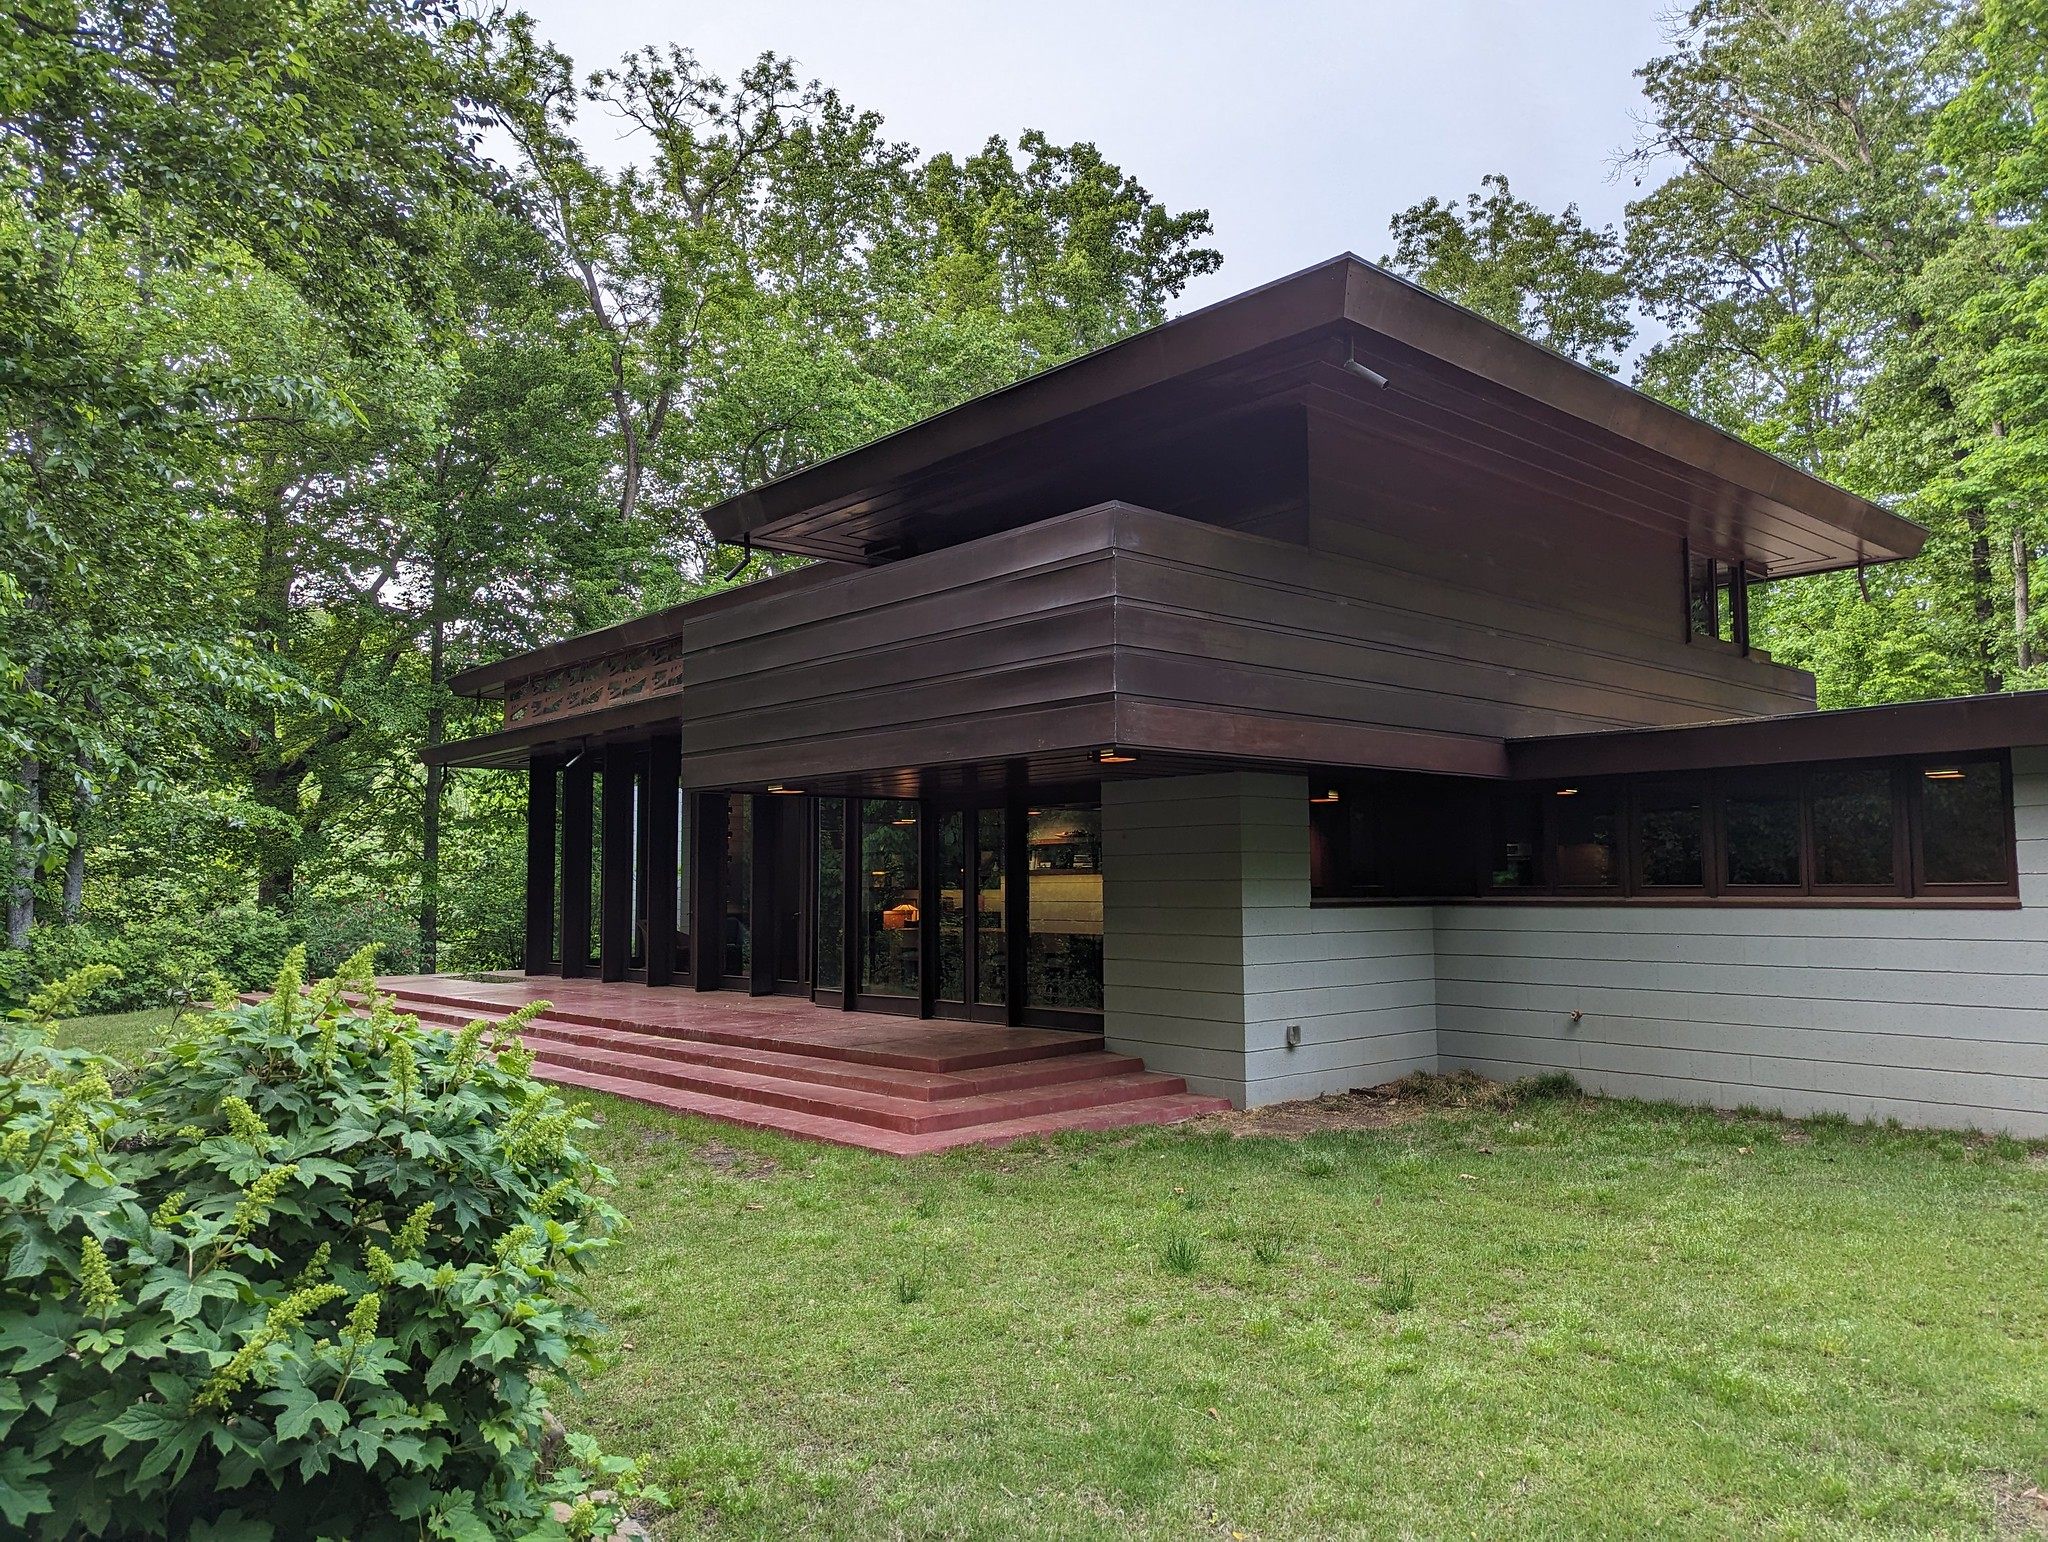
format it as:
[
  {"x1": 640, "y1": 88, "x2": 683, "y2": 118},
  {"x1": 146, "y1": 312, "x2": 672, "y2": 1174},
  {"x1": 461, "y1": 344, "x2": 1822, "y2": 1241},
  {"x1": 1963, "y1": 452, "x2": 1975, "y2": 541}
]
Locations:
[
  {"x1": 857, "y1": 799, "x2": 921, "y2": 1008},
  {"x1": 813, "y1": 797, "x2": 846, "y2": 1005},
  {"x1": 933, "y1": 803, "x2": 1009, "y2": 1022}
]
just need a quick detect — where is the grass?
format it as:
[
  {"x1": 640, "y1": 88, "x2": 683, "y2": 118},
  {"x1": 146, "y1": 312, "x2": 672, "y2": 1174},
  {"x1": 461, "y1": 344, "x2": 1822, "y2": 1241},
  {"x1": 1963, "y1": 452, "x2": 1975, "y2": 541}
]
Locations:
[
  {"x1": 46, "y1": 1006, "x2": 173, "y2": 1060},
  {"x1": 52, "y1": 1011, "x2": 2048, "y2": 1539}
]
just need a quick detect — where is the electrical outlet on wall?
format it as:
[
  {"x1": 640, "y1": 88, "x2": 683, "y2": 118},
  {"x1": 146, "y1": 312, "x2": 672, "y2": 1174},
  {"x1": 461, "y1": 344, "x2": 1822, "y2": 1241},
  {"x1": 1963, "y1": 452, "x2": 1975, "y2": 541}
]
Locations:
[{"x1": 1284, "y1": 1023, "x2": 1302, "y2": 1048}]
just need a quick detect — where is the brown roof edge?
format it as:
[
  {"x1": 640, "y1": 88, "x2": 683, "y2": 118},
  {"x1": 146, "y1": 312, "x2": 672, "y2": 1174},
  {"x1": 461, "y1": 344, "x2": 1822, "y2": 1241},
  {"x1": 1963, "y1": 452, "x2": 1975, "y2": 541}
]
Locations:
[
  {"x1": 693, "y1": 253, "x2": 1921, "y2": 570},
  {"x1": 1508, "y1": 692, "x2": 2048, "y2": 779},
  {"x1": 447, "y1": 560, "x2": 848, "y2": 698},
  {"x1": 696, "y1": 257, "x2": 1356, "y2": 547},
  {"x1": 1337, "y1": 262, "x2": 1925, "y2": 568}
]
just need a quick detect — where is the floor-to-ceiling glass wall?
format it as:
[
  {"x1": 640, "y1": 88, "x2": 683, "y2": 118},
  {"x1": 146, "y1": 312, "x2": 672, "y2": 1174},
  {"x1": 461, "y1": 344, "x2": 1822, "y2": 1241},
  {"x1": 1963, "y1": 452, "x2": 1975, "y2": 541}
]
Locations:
[
  {"x1": 858, "y1": 799, "x2": 921, "y2": 1005},
  {"x1": 721, "y1": 796, "x2": 752, "y2": 982},
  {"x1": 1023, "y1": 805, "x2": 1104, "y2": 1018},
  {"x1": 813, "y1": 798, "x2": 845, "y2": 1001}
]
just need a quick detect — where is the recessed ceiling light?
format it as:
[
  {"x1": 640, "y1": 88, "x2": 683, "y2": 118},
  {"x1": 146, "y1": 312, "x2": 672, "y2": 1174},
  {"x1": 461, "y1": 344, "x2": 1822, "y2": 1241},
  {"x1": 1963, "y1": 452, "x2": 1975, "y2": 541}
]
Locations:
[
  {"x1": 1555, "y1": 787, "x2": 1580, "y2": 797},
  {"x1": 1924, "y1": 768, "x2": 1966, "y2": 780},
  {"x1": 1097, "y1": 747, "x2": 1138, "y2": 765},
  {"x1": 1310, "y1": 789, "x2": 1341, "y2": 805}
]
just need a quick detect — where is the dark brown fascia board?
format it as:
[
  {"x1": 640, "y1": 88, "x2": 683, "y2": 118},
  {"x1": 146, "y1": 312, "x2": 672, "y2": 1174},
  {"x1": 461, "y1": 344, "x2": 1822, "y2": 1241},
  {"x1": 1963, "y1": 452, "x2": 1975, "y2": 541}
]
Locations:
[
  {"x1": 696, "y1": 257, "x2": 1356, "y2": 547},
  {"x1": 694, "y1": 253, "x2": 1922, "y2": 572},
  {"x1": 1507, "y1": 691, "x2": 2048, "y2": 780},
  {"x1": 1336, "y1": 263, "x2": 1925, "y2": 574},
  {"x1": 446, "y1": 560, "x2": 848, "y2": 698}
]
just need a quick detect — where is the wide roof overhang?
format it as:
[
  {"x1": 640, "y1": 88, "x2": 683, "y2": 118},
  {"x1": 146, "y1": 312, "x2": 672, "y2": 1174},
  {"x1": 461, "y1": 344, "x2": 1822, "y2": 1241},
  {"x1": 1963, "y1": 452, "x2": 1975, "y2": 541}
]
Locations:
[{"x1": 697, "y1": 255, "x2": 1924, "y2": 579}]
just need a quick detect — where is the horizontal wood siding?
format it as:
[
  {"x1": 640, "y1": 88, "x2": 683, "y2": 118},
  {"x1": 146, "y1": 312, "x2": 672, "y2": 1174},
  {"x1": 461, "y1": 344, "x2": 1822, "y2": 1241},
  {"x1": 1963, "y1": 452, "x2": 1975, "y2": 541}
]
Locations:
[
  {"x1": 1431, "y1": 749, "x2": 2048, "y2": 1135},
  {"x1": 1108, "y1": 504, "x2": 1815, "y2": 765},
  {"x1": 1300, "y1": 408, "x2": 1815, "y2": 728},
  {"x1": 1104, "y1": 771, "x2": 1436, "y2": 1107},
  {"x1": 673, "y1": 511, "x2": 1125, "y2": 787}
]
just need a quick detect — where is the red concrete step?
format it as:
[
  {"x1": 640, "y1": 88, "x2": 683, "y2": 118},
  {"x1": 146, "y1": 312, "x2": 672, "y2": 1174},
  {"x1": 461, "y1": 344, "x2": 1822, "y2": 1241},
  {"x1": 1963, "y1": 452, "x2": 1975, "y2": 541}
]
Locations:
[
  {"x1": 525, "y1": 1040, "x2": 1193, "y2": 1135},
  {"x1": 515, "y1": 1020, "x2": 1151, "y2": 1102},
  {"x1": 244, "y1": 980, "x2": 1232, "y2": 1154},
  {"x1": 372, "y1": 985, "x2": 1102, "y2": 1074},
  {"x1": 534, "y1": 1060, "x2": 1231, "y2": 1156}
]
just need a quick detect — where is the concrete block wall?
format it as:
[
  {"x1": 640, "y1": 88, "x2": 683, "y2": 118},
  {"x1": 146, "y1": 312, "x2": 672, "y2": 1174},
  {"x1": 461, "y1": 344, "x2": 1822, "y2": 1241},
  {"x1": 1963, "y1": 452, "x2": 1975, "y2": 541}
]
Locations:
[
  {"x1": 1433, "y1": 749, "x2": 2048, "y2": 1137},
  {"x1": 1102, "y1": 772, "x2": 1437, "y2": 1106},
  {"x1": 1102, "y1": 758, "x2": 2048, "y2": 1135}
]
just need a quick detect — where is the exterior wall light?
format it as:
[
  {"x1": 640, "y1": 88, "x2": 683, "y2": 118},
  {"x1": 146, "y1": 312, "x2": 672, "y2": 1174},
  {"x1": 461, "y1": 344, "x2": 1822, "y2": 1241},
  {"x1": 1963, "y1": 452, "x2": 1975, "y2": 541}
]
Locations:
[{"x1": 1097, "y1": 747, "x2": 1139, "y2": 765}]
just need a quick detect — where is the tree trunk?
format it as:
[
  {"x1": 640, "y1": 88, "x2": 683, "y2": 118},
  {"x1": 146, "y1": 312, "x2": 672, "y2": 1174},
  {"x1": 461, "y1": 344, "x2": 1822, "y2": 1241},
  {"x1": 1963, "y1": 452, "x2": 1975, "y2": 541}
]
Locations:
[
  {"x1": 7, "y1": 753, "x2": 40, "y2": 948},
  {"x1": 61, "y1": 770, "x2": 92, "y2": 922},
  {"x1": 421, "y1": 615, "x2": 446, "y2": 974},
  {"x1": 253, "y1": 762, "x2": 298, "y2": 910},
  {"x1": 2015, "y1": 526, "x2": 2033, "y2": 674},
  {"x1": 1966, "y1": 509, "x2": 2004, "y2": 694}
]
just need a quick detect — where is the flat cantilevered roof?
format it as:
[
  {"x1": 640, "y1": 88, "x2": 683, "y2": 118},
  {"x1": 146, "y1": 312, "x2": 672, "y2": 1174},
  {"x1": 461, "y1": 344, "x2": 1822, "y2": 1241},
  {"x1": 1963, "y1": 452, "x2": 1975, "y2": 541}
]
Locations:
[{"x1": 697, "y1": 255, "x2": 1924, "y2": 579}]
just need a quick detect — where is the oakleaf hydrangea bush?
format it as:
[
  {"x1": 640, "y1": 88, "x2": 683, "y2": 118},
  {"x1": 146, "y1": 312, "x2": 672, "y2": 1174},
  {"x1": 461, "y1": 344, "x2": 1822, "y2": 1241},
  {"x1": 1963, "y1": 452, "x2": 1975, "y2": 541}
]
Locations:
[{"x1": 0, "y1": 949, "x2": 662, "y2": 1540}]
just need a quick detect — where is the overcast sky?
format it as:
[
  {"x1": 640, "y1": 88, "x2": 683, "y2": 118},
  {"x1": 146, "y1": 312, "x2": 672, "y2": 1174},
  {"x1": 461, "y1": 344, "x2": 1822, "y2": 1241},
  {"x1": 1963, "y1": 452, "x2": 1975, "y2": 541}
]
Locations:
[{"x1": 512, "y1": 0, "x2": 1673, "y2": 313}]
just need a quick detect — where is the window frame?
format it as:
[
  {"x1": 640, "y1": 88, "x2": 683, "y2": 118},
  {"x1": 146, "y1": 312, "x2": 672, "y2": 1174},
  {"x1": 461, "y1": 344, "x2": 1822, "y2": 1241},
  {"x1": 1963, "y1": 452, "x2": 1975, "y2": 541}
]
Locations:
[
  {"x1": 1630, "y1": 776, "x2": 1714, "y2": 895},
  {"x1": 1546, "y1": 779, "x2": 1628, "y2": 896},
  {"x1": 1804, "y1": 762, "x2": 1908, "y2": 898},
  {"x1": 1717, "y1": 766, "x2": 1811, "y2": 897},
  {"x1": 1682, "y1": 539, "x2": 1751, "y2": 655},
  {"x1": 1907, "y1": 754, "x2": 2017, "y2": 899},
  {"x1": 1309, "y1": 752, "x2": 2020, "y2": 910}
]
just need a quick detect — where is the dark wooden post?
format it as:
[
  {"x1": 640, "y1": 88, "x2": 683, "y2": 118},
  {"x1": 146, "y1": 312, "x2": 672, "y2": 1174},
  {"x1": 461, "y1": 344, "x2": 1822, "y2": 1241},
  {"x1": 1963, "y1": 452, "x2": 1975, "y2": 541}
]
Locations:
[
  {"x1": 598, "y1": 754, "x2": 633, "y2": 982},
  {"x1": 840, "y1": 796, "x2": 860, "y2": 1010},
  {"x1": 558, "y1": 759, "x2": 594, "y2": 978},
  {"x1": 522, "y1": 758, "x2": 557, "y2": 975},
  {"x1": 749, "y1": 793, "x2": 774, "y2": 996},
  {"x1": 645, "y1": 734, "x2": 680, "y2": 986},
  {"x1": 691, "y1": 793, "x2": 725, "y2": 991}
]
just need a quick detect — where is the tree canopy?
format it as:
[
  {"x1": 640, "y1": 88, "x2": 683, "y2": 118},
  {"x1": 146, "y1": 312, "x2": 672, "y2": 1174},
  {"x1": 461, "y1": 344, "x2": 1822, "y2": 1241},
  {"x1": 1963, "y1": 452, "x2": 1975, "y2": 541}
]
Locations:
[
  {"x1": 1385, "y1": 0, "x2": 2048, "y2": 710},
  {"x1": 0, "y1": 0, "x2": 1218, "y2": 968}
]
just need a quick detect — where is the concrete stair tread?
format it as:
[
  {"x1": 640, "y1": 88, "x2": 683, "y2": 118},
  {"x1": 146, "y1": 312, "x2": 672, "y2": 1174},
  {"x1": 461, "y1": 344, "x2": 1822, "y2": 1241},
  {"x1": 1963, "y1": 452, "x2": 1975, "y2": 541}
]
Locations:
[
  {"x1": 515, "y1": 1020, "x2": 1149, "y2": 1102},
  {"x1": 535, "y1": 1061, "x2": 1231, "y2": 1155},
  {"x1": 528, "y1": 1040, "x2": 1191, "y2": 1134},
  {"x1": 371, "y1": 986, "x2": 1101, "y2": 1073},
  {"x1": 247, "y1": 981, "x2": 1225, "y2": 1154}
]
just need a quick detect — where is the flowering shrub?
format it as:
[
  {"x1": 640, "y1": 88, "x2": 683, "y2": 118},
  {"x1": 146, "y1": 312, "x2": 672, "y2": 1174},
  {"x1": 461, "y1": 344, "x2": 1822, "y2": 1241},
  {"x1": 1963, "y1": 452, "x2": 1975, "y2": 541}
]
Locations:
[{"x1": 0, "y1": 950, "x2": 660, "y2": 1540}]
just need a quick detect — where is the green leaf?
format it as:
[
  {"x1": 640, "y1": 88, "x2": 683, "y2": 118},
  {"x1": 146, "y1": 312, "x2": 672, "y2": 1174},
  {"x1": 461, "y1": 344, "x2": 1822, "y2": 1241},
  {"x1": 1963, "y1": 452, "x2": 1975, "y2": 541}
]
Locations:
[
  {"x1": 0, "y1": 1446, "x2": 54, "y2": 1528},
  {"x1": 0, "y1": 1310, "x2": 73, "y2": 1372}
]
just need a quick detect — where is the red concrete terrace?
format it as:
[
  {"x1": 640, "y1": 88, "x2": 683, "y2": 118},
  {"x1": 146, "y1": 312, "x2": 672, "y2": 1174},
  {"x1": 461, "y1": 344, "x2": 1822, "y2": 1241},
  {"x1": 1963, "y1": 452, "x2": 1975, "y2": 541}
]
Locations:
[{"x1": 357, "y1": 975, "x2": 1229, "y2": 1155}]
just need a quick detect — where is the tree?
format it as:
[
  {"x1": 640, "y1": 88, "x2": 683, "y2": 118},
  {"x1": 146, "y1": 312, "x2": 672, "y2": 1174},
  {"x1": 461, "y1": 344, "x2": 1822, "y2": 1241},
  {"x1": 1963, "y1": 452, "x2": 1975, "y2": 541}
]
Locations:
[
  {"x1": 1383, "y1": 173, "x2": 1634, "y2": 372},
  {"x1": 468, "y1": 18, "x2": 1221, "y2": 620},
  {"x1": 0, "y1": 0, "x2": 487, "y2": 936}
]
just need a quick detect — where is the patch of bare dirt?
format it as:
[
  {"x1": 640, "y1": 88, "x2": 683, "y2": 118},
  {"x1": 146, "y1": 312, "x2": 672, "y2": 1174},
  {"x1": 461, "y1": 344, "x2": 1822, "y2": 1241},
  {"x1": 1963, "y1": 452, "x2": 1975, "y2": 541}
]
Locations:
[
  {"x1": 694, "y1": 1141, "x2": 779, "y2": 1179},
  {"x1": 1989, "y1": 1472, "x2": 2048, "y2": 1538},
  {"x1": 1189, "y1": 1069, "x2": 1585, "y2": 1139}
]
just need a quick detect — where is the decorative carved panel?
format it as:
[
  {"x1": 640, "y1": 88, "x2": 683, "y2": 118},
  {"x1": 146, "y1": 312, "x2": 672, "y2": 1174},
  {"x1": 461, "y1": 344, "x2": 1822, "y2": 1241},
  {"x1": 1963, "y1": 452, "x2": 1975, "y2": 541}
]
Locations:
[{"x1": 504, "y1": 641, "x2": 686, "y2": 726}]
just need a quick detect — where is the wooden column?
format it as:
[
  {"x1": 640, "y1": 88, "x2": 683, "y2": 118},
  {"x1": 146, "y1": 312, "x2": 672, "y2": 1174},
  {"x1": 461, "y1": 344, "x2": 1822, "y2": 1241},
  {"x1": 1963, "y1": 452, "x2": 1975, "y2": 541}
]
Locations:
[
  {"x1": 558, "y1": 760, "x2": 594, "y2": 978},
  {"x1": 522, "y1": 758, "x2": 557, "y2": 975},
  {"x1": 691, "y1": 793, "x2": 725, "y2": 991},
  {"x1": 748, "y1": 793, "x2": 774, "y2": 996},
  {"x1": 645, "y1": 734, "x2": 680, "y2": 987},
  {"x1": 598, "y1": 754, "x2": 634, "y2": 982}
]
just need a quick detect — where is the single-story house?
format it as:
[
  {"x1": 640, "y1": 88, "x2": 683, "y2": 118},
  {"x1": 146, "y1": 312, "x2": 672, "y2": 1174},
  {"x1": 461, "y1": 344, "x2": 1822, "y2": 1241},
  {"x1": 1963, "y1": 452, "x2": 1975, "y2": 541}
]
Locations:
[{"x1": 420, "y1": 255, "x2": 2048, "y2": 1148}]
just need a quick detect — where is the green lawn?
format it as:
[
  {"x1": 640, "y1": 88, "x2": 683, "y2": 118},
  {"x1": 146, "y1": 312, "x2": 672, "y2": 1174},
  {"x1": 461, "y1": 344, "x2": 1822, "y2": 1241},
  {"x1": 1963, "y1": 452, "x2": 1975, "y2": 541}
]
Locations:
[
  {"x1": 49, "y1": 1006, "x2": 174, "y2": 1061},
  {"x1": 55, "y1": 1012, "x2": 2048, "y2": 1539}
]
